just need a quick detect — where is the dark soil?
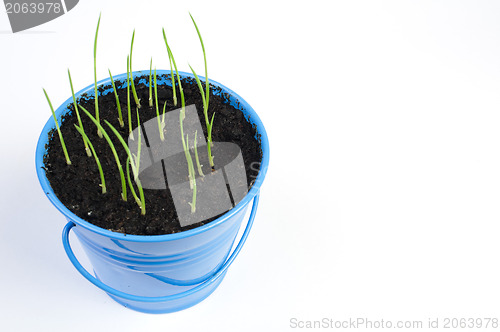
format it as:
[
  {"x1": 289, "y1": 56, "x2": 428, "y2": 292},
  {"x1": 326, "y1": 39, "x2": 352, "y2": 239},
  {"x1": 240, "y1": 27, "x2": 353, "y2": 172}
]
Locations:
[{"x1": 43, "y1": 75, "x2": 262, "y2": 235}]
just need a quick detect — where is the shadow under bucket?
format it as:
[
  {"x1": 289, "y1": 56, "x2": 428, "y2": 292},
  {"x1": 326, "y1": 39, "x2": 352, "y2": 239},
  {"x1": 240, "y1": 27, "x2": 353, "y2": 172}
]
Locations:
[{"x1": 35, "y1": 71, "x2": 269, "y2": 313}]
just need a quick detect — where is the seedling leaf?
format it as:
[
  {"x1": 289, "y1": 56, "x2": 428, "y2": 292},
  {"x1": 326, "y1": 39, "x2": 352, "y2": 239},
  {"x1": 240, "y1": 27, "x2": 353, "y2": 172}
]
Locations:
[
  {"x1": 68, "y1": 69, "x2": 91, "y2": 157},
  {"x1": 94, "y1": 13, "x2": 102, "y2": 138},
  {"x1": 79, "y1": 105, "x2": 127, "y2": 201},
  {"x1": 129, "y1": 29, "x2": 141, "y2": 108},
  {"x1": 43, "y1": 88, "x2": 71, "y2": 165},
  {"x1": 108, "y1": 69, "x2": 124, "y2": 127}
]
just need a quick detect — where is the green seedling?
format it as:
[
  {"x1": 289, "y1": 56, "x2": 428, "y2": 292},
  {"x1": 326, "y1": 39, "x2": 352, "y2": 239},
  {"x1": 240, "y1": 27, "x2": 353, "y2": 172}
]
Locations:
[
  {"x1": 163, "y1": 29, "x2": 194, "y2": 200},
  {"x1": 127, "y1": 55, "x2": 134, "y2": 140},
  {"x1": 126, "y1": 156, "x2": 142, "y2": 208},
  {"x1": 94, "y1": 13, "x2": 102, "y2": 138},
  {"x1": 162, "y1": 101, "x2": 168, "y2": 131},
  {"x1": 208, "y1": 112, "x2": 215, "y2": 165},
  {"x1": 79, "y1": 105, "x2": 127, "y2": 201},
  {"x1": 169, "y1": 56, "x2": 177, "y2": 106},
  {"x1": 133, "y1": 108, "x2": 142, "y2": 180},
  {"x1": 193, "y1": 131, "x2": 204, "y2": 178},
  {"x1": 105, "y1": 119, "x2": 146, "y2": 215},
  {"x1": 43, "y1": 89, "x2": 71, "y2": 165},
  {"x1": 186, "y1": 134, "x2": 197, "y2": 213},
  {"x1": 190, "y1": 13, "x2": 209, "y2": 110},
  {"x1": 180, "y1": 114, "x2": 195, "y2": 190},
  {"x1": 153, "y1": 67, "x2": 165, "y2": 141},
  {"x1": 148, "y1": 57, "x2": 153, "y2": 107},
  {"x1": 108, "y1": 69, "x2": 124, "y2": 127},
  {"x1": 189, "y1": 65, "x2": 215, "y2": 169},
  {"x1": 162, "y1": 28, "x2": 182, "y2": 109},
  {"x1": 189, "y1": 13, "x2": 214, "y2": 169},
  {"x1": 68, "y1": 69, "x2": 91, "y2": 157},
  {"x1": 74, "y1": 124, "x2": 106, "y2": 194},
  {"x1": 129, "y1": 29, "x2": 141, "y2": 108},
  {"x1": 124, "y1": 109, "x2": 144, "y2": 211}
]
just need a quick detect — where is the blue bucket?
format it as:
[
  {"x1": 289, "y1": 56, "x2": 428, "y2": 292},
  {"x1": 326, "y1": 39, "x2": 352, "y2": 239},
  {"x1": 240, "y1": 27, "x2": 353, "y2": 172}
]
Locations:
[{"x1": 35, "y1": 71, "x2": 269, "y2": 313}]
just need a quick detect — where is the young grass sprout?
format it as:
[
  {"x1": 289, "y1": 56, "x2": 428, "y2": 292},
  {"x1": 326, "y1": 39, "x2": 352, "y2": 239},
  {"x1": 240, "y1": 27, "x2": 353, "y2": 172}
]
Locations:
[
  {"x1": 129, "y1": 29, "x2": 141, "y2": 108},
  {"x1": 121, "y1": 110, "x2": 143, "y2": 207},
  {"x1": 126, "y1": 156, "x2": 142, "y2": 208},
  {"x1": 166, "y1": 41, "x2": 184, "y2": 111},
  {"x1": 186, "y1": 134, "x2": 197, "y2": 213},
  {"x1": 94, "y1": 13, "x2": 102, "y2": 138},
  {"x1": 68, "y1": 69, "x2": 92, "y2": 157},
  {"x1": 181, "y1": 116, "x2": 195, "y2": 190},
  {"x1": 127, "y1": 55, "x2": 134, "y2": 140},
  {"x1": 193, "y1": 131, "x2": 204, "y2": 178},
  {"x1": 133, "y1": 108, "x2": 142, "y2": 180},
  {"x1": 190, "y1": 13, "x2": 209, "y2": 107},
  {"x1": 162, "y1": 101, "x2": 168, "y2": 131},
  {"x1": 74, "y1": 124, "x2": 106, "y2": 194},
  {"x1": 163, "y1": 29, "x2": 195, "y2": 213},
  {"x1": 149, "y1": 57, "x2": 153, "y2": 107},
  {"x1": 153, "y1": 67, "x2": 165, "y2": 141},
  {"x1": 79, "y1": 105, "x2": 127, "y2": 201},
  {"x1": 189, "y1": 65, "x2": 215, "y2": 169},
  {"x1": 105, "y1": 118, "x2": 146, "y2": 215},
  {"x1": 43, "y1": 89, "x2": 71, "y2": 165},
  {"x1": 189, "y1": 13, "x2": 215, "y2": 169},
  {"x1": 162, "y1": 28, "x2": 180, "y2": 108},
  {"x1": 108, "y1": 69, "x2": 124, "y2": 127}
]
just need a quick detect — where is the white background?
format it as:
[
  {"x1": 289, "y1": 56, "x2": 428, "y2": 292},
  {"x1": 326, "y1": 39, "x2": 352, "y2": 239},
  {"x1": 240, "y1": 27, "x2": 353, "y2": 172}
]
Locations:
[{"x1": 1, "y1": 0, "x2": 500, "y2": 331}]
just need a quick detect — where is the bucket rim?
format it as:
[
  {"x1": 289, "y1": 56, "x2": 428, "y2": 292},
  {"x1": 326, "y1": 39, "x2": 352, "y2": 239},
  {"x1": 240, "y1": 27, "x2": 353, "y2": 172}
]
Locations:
[{"x1": 35, "y1": 70, "x2": 269, "y2": 242}]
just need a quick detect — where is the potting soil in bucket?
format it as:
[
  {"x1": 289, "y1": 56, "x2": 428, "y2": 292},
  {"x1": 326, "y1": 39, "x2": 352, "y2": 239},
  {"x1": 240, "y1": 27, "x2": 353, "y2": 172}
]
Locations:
[{"x1": 36, "y1": 71, "x2": 269, "y2": 313}]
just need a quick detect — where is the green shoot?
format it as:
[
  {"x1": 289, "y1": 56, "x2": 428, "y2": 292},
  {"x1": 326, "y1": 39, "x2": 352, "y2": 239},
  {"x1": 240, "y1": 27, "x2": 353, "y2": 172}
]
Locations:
[
  {"x1": 189, "y1": 13, "x2": 209, "y2": 110},
  {"x1": 153, "y1": 67, "x2": 165, "y2": 141},
  {"x1": 126, "y1": 156, "x2": 142, "y2": 208},
  {"x1": 189, "y1": 65, "x2": 206, "y2": 106},
  {"x1": 163, "y1": 28, "x2": 193, "y2": 202},
  {"x1": 105, "y1": 119, "x2": 146, "y2": 215},
  {"x1": 133, "y1": 108, "x2": 142, "y2": 179},
  {"x1": 108, "y1": 69, "x2": 124, "y2": 127},
  {"x1": 162, "y1": 28, "x2": 177, "y2": 106},
  {"x1": 186, "y1": 134, "x2": 195, "y2": 187},
  {"x1": 148, "y1": 57, "x2": 153, "y2": 107},
  {"x1": 169, "y1": 56, "x2": 177, "y2": 106},
  {"x1": 129, "y1": 29, "x2": 141, "y2": 108},
  {"x1": 94, "y1": 13, "x2": 102, "y2": 138},
  {"x1": 161, "y1": 101, "x2": 167, "y2": 132},
  {"x1": 68, "y1": 69, "x2": 92, "y2": 157},
  {"x1": 186, "y1": 134, "x2": 197, "y2": 213},
  {"x1": 43, "y1": 89, "x2": 71, "y2": 165},
  {"x1": 181, "y1": 119, "x2": 195, "y2": 189},
  {"x1": 189, "y1": 65, "x2": 215, "y2": 169},
  {"x1": 189, "y1": 13, "x2": 214, "y2": 169},
  {"x1": 189, "y1": 172, "x2": 197, "y2": 214},
  {"x1": 79, "y1": 105, "x2": 127, "y2": 201},
  {"x1": 74, "y1": 124, "x2": 106, "y2": 194},
  {"x1": 193, "y1": 131, "x2": 204, "y2": 178},
  {"x1": 131, "y1": 110, "x2": 144, "y2": 212},
  {"x1": 190, "y1": 180, "x2": 197, "y2": 213},
  {"x1": 127, "y1": 55, "x2": 133, "y2": 140},
  {"x1": 208, "y1": 112, "x2": 215, "y2": 167},
  {"x1": 162, "y1": 28, "x2": 183, "y2": 110}
]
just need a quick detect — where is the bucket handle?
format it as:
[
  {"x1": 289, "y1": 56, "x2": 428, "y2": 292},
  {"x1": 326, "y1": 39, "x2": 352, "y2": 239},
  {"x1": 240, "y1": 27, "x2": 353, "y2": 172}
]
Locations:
[{"x1": 61, "y1": 193, "x2": 260, "y2": 303}]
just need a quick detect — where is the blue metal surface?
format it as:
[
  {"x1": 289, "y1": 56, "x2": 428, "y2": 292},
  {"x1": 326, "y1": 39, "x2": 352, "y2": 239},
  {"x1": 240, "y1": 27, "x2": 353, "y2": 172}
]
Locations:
[
  {"x1": 62, "y1": 194, "x2": 259, "y2": 313},
  {"x1": 35, "y1": 71, "x2": 269, "y2": 313}
]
